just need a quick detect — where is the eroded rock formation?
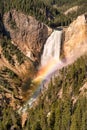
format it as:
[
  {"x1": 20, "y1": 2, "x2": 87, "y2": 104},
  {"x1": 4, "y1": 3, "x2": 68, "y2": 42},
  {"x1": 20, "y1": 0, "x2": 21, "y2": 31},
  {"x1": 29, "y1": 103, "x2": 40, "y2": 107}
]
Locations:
[
  {"x1": 63, "y1": 14, "x2": 87, "y2": 58},
  {"x1": 4, "y1": 10, "x2": 52, "y2": 64}
]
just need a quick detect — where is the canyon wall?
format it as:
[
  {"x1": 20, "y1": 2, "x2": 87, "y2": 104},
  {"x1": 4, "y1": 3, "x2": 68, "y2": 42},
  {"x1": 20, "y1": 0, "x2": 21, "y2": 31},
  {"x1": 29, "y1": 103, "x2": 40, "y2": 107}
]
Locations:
[
  {"x1": 3, "y1": 10, "x2": 52, "y2": 64},
  {"x1": 63, "y1": 14, "x2": 87, "y2": 59}
]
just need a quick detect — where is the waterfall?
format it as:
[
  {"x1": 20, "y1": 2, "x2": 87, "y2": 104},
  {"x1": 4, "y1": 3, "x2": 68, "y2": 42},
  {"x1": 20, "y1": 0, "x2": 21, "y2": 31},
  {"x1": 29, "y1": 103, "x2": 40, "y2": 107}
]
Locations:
[
  {"x1": 18, "y1": 29, "x2": 63, "y2": 113},
  {"x1": 41, "y1": 29, "x2": 62, "y2": 67}
]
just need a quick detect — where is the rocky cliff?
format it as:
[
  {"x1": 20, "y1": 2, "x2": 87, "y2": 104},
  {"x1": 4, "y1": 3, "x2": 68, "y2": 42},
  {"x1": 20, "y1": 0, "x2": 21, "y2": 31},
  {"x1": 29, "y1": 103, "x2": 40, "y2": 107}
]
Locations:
[
  {"x1": 0, "y1": 10, "x2": 53, "y2": 111},
  {"x1": 0, "y1": 9, "x2": 87, "y2": 128},
  {"x1": 21, "y1": 14, "x2": 87, "y2": 128},
  {"x1": 63, "y1": 14, "x2": 87, "y2": 59},
  {"x1": 3, "y1": 10, "x2": 52, "y2": 64}
]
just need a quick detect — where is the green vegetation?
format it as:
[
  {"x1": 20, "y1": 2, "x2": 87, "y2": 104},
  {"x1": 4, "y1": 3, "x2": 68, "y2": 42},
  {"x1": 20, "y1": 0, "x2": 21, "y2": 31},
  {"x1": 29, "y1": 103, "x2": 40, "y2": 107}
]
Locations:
[
  {"x1": 0, "y1": 67, "x2": 21, "y2": 95},
  {"x1": 9, "y1": 18, "x2": 18, "y2": 30},
  {"x1": 1, "y1": 67, "x2": 19, "y2": 79},
  {"x1": 0, "y1": 107, "x2": 22, "y2": 130},
  {"x1": 0, "y1": 67, "x2": 23, "y2": 130},
  {"x1": 0, "y1": 0, "x2": 87, "y2": 28},
  {"x1": 23, "y1": 54, "x2": 87, "y2": 130},
  {"x1": 0, "y1": 76, "x2": 11, "y2": 90},
  {"x1": 0, "y1": 1, "x2": 87, "y2": 129},
  {"x1": 0, "y1": 54, "x2": 86, "y2": 130},
  {"x1": 0, "y1": 51, "x2": 86, "y2": 130},
  {"x1": 0, "y1": 36, "x2": 25, "y2": 65}
]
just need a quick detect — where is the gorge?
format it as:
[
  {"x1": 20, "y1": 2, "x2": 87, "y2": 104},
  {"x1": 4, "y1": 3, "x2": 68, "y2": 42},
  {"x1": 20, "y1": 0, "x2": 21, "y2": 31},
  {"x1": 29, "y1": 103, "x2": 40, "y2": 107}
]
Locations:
[
  {"x1": 19, "y1": 29, "x2": 63, "y2": 112},
  {"x1": 19, "y1": 14, "x2": 87, "y2": 113},
  {"x1": 0, "y1": 6, "x2": 87, "y2": 129}
]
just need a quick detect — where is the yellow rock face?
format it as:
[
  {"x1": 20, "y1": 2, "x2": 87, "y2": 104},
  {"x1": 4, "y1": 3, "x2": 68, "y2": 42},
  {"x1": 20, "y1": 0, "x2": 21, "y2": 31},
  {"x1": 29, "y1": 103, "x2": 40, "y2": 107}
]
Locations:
[{"x1": 64, "y1": 15, "x2": 87, "y2": 58}]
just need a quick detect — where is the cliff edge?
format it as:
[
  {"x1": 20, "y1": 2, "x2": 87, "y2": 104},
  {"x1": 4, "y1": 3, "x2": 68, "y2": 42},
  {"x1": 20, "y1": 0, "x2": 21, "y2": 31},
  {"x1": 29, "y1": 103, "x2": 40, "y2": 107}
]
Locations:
[
  {"x1": 3, "y1": 10, "x2": 52, "y2": 64},
  {"x1": 63, "y1": 14, "x2": 87, "y2": 59}
]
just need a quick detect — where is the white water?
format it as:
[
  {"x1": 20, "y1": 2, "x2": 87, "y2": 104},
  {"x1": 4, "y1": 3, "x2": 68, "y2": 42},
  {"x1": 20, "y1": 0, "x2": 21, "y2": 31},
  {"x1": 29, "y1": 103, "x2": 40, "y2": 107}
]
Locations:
[
  {"x1": 41, "y1": 30, "x2": 62, "y2": 66},
  {"x1": 18, "y1": 29, "x2": 63, "y2": 113}
]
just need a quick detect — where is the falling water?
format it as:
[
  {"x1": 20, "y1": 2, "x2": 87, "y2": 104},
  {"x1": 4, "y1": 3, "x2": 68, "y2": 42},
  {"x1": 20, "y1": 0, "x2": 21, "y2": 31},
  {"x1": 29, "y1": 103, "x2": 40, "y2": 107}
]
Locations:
[
  {"x1": 18, "y1": 29, "x2": 63, "y2": 113},
  {"x1": 41, "y1": 29, "x2": 62, "y2": 67}
]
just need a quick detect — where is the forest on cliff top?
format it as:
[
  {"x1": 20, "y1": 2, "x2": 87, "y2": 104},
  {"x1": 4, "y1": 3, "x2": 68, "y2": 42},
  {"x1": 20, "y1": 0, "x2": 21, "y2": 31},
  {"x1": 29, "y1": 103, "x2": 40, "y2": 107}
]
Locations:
[{"x1": 0, "y1": 0, "x2": 87, "y2": 28}]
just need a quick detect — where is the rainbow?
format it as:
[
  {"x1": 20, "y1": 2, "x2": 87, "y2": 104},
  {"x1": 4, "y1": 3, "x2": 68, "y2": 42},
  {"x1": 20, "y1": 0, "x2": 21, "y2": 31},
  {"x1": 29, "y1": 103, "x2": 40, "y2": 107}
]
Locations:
[
  {"x1": 33, "y1": 30, "x2": 63, "y2": 85},
  {"x1": 33, "y1": 58, "x2": 62, "y2": 83}
]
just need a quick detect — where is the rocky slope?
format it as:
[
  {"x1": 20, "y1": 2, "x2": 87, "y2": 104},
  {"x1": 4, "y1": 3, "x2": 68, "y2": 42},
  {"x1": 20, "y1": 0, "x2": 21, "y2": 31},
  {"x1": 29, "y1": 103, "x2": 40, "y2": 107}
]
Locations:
[
  {"x1": 3, "y1": 10, "x2": 52, "y2": 64},
  {"x1": 0, "y1": 10, "x2": 87, "y2": 129},
  {"x1": 0, "y1": 10, "x2": 52, "y2": 110},
  {"x1": 24, "y1": 54, "x2": 87, "y2": 130},
  {"x1": 19, "y1": 14, "x2": 87, "y2": 126},
  {"x1": 63, "y1": 14, "x2": 87, "y2": 59},
  {"x1": 20, "y1": 14, "x2": 87, "y2": 129},
  {"x1": 0, "y1": 36, "x2": 35, "y2": 109}
]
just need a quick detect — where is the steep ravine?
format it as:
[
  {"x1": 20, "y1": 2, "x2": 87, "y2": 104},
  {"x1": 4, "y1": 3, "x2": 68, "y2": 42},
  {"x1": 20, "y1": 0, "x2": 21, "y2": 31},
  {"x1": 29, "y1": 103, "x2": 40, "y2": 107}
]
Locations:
[
  {"x1": 0, "y1": 10, "x2": 52, "y2": 110},
  {"x1": 3, "y1": 10, "x2": 52, "y2": 64},
  {"x1": 19, "y1": 14, "x2": 87, "y2": 114},
  {"x1": 0, "y1": 11, "x2": 87, "y2": 128}
]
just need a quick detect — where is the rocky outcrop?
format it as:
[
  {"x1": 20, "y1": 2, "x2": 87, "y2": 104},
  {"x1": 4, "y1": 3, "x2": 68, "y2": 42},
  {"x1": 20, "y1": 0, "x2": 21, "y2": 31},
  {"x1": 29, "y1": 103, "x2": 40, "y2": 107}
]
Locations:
[
  {"x1": 3, "y1": 10, "x2": 52, "y2": 64},
  {"x1": 63, "y1": 14, "x2": 87, "y2": 58},
  {"x1": 64, "y1": 6, "x2": 79, "y2": 15},
  {"x1": 0, "y1": 37, "x2": 35, "y2": 107},
  {"x1": 0, "y1": 10, "x2": 53, "y2": 111}
]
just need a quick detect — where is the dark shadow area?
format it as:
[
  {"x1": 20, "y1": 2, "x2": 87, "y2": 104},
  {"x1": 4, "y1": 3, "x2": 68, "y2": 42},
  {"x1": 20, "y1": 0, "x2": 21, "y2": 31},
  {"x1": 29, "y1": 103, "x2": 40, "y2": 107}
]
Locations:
[
  {"x1": 2, "y1": 23, "x2": 11, "y2": 39},
  {"x1": 60, "y1": 30, "x2": 66, "y2": 59},
  {"x1": 0, "y1": 14, "x2": 11, "y2": 39},
  {"x1": 85, "y1": 13, "x2": 87, "y2": 23},
  {"x1": 39, "y1": 28, "x2": 49, "y2": 68},
  {"x1": 55, "y1": 27, "x2": 63, "y2": 31},
  {"x1": 22, "y1": 78, "x2": 32, "y2": 92}
]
